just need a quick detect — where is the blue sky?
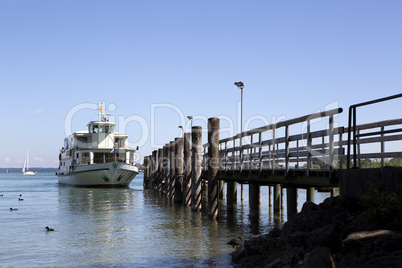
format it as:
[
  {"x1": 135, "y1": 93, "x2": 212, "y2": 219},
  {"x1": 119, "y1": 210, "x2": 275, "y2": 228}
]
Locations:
[{"x1": 1, "y1": 0, "x2": 401, "y2": 168}]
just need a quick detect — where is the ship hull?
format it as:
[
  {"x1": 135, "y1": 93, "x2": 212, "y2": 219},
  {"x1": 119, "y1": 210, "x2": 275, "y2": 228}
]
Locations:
[{"x1": 57, "y1": 162, "x2": 138, "y2": 187}]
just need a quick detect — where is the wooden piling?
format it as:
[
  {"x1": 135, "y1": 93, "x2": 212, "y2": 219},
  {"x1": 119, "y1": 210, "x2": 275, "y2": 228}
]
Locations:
[
  {"x1": 227, "y1": 181, "x2": 237, "y2": 210},
  {"x1": 207, "y1": 117, "x2": 220, "y2": 218},
  {"x1": 184, "y1": 132, "x2": 192, "y2": 207},
  {"x1": 152, "y1": 150, "x2": 158, "y2": 189},
  {"x1": 143, "y1": 156, "x2": 149, "y2": 189},
  {"x1": 269, "y1": 185, "x2": 272, "y2": 209},
  {"x1": 163, "y1": 144, "x2": 169, "y2": 196},
  {"x1": 273, "y1": 184, "x2": 280, "y2": 215},
  {"x1": 170, "y1": 141, "x2": 175, "y2": 199},
  {"x1": 191, "y1": 126, "x2": 202, "y2": 212},
  {"x1": 174, "y1": 137, "x2": 184, "y2": 203},
  {"x1": 249, "y1": 183, "x2": 260, "y2": 216},
  {"x1": 158, "y1": 148, "x2": 163, "y2": 192},
  {"x1": 287, "y1": 186, "x2": 298, "y2": 219},
  {"x1": 307, "y1": 187, "x2": 315, "y2": 202}
]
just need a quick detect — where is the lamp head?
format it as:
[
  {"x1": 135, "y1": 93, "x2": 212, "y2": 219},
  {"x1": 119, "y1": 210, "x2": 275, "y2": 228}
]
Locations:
[{"x1": 234, "y1": 81, "x2": 244, "y2": 89}]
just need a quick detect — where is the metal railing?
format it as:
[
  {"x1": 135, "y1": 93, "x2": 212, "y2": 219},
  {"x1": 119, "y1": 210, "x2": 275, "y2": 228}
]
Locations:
[
  {"x1": 203, "y1": 108, "x2": 344, "y2": 178},
  {"x1": 347, "y1": 93, "x2": 402, "y2": 168}
]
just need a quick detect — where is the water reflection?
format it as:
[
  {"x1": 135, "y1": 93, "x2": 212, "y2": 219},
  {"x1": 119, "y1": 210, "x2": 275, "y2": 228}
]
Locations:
[
  {"x1": 52, "y1": 180, "x2": 332, "y2": 267},
  {"x1": 57, "y1": 186, "x2": 138, "y2": 266}
]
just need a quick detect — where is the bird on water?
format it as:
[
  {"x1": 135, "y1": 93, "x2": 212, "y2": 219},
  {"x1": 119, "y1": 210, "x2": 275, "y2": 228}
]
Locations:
[
  {"x1": 10, "y1": 208, "x2": 18, "y2": 211},
  {"x1": 45, "y1": 226, "x2": 54, "y2": 231},
  {"x1": 227, "y1": 236, "x2": 243, "y2": 248}
]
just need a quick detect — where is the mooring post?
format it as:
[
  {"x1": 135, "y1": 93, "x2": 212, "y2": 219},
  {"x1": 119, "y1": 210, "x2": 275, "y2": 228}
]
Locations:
[
  {"x1": 208, "y1": 117, "x2": 220, "y2": 218},
  {"x1": 307, "y1": 187, "x2": 315, "y2": 202},
  {"x1": 174, "y1": 137, "x2": 184, "y2": 203},
  {"x1": 158, "y1": 148, "x2": 163, "y2": 192},
  {"x1": 161, "y1": 146, "x2": 166, "y2": 194},
  {"x1": 191, "y1": 126, "x2": 203, "y2": 212},
  {"x1": 143, "y1": 156, "x2": 149, "y2": 189},
  {"x1": 152, "y1": 150, "x2": 158, "y2": 189},
  {"x1": 170, "y1": 141, "x2": 176, "y2": 199},
  {"x1": 148, "y1": 154, "x2": 153, "y2": 189},
  {"x1": 163, "y1": 144, "x2": 170, "y2": 196},
  {"x1": 184, "y1": 132, "x2": 192, "y2": 207},
  {"x1": 287, "y1": 186, "x2": 298, "y2": 219},
  {"x1": 148, "y1": 151, "x2": 154, "y2": 189}
]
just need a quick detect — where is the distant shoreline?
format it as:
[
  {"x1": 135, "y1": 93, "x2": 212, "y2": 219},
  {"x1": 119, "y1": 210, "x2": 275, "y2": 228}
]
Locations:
[{"x1": 0, "y1": 168, "x2": 58, "y2": 173}]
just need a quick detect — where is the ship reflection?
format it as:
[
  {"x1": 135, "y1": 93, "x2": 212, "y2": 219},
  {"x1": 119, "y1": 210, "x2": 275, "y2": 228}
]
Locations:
[{"x1": 57, "y1": 186, "x2": 137, "y2": 265}]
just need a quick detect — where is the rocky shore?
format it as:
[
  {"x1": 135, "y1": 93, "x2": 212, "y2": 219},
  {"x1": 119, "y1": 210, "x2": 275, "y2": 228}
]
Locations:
[{"x1": 231, "y1": 193, "x2": 402, "y2": 267}]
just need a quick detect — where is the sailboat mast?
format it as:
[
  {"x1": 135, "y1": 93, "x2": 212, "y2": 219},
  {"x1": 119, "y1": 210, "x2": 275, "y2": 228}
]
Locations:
[{"x1": 26, "y1": 150, "x2": 29, "y2": 171}]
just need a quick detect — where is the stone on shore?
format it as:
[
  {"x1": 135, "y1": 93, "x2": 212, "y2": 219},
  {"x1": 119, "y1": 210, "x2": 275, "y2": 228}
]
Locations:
[{"x1": 231, "y1": 195, "x2": 402, "y2": 267}]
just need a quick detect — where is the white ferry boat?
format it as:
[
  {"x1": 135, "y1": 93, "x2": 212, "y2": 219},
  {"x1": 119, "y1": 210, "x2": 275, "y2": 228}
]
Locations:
[{"x1": 57, "y1": 106, "x2": 139, "y2": 187}]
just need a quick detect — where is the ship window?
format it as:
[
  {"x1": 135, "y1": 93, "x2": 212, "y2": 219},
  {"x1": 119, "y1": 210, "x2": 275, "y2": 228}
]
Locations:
[
  {"x1": 77, "y1": 137, "x2": 88, "y2": 147},
  {"x1": 93, "y1": 153, "x2": 104, "y2": 163},
  {"x1": 106, "y1": 153, "x2": 115, "y2": 162},
  {"x1": 93, "y1": 125, "x2": 99, "y2": 133},
  {"x1": 82, "y1": 153, "x2": 90, "y2": 164},
  {"x1": 117, "y1": 152, "x2": 126, "y2": 163}
]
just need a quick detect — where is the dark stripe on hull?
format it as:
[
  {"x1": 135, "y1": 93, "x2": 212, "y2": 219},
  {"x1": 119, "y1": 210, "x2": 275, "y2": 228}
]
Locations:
[{"x1": 58, "y1": 182, "x2": 128, "y2": 188}]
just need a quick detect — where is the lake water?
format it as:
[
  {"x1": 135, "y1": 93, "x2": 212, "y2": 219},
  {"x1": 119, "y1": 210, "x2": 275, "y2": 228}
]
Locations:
[{"x1": 0, "y1": 172, "x2": 331, "y2": 267}]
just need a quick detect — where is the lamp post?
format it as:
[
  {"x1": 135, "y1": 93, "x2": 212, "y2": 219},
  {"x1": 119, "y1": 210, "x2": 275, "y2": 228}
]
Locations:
[
  {"x1": 234, "y1": 81, "x2": 244, "y2": 202},
  {"x1": 234, "y1": 81, "x2": 244, "y2": 134}
]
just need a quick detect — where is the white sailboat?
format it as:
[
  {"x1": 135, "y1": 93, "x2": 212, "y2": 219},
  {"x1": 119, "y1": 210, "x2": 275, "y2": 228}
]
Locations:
[{"x1": 22, "y1": 150, "x2": 35, "y2": 175}]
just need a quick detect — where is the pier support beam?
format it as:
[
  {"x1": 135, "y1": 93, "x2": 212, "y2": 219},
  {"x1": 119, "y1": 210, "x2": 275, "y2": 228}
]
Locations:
[
  {"x1": 249, "y1": 183, "x2": 260, "y2": 216},
  {"x1": 273, "y1": 184, "x2": 280, "y2": 215},
  {"x1": 183, "y1": 133, "x2": 192, "y2": 207},
  {"x1": 227, "y1": 181, "x2": 237, "y2": 210},
  {"x1": 174, "y1": 137, "x2": 184, "y2": 203},
  {"x1": 191, "y1": 126, "x2": 202, "y2": 212},
  {"x1": 207, "y1": 117, "x2": 220, "y2": 218},
  {"x1": 307, "y1": 187, "x2": 315, "y2": 202},
  {"x1": 287, "y1": 186, "x2": 298, "y2": 219}
]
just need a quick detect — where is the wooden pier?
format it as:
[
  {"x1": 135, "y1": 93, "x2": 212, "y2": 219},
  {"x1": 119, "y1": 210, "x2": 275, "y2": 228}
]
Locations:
[{"x1": 143, "y1": 95, "x2": 402, "y2": 220}]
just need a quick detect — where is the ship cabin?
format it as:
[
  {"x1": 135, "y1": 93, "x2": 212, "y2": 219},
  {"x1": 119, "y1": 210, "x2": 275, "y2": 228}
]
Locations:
[{"x1": 58, "y1": 119, "x2": 136, "y2": 172}]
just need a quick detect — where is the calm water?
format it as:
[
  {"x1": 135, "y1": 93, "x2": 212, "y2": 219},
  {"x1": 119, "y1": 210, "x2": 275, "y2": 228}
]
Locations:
[{"x1": 0, "y1": 173, "x2": 331, "y2": 267}]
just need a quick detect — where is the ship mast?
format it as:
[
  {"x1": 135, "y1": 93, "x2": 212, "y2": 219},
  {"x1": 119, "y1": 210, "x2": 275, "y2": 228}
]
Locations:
[{"x1": 98, "y1": 102, "x2": 110, "y2": 122}]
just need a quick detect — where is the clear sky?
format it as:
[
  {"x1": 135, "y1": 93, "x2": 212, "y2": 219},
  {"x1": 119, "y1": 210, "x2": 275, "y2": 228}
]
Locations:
[{"x1": 1, "y1": 0, "x2": 401, "y2": 168}]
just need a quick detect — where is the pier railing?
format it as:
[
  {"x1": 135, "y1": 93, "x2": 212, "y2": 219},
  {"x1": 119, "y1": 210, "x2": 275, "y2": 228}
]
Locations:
[
  {"x1": 345, "y1": 118, "x2": 402, "y2": 168},
  {"x1": 347, "y1": 93, "x2": 402, "y2": 168},
  {"x1": 202, "y1": 108, "x2": 344, "y2": 178}
]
